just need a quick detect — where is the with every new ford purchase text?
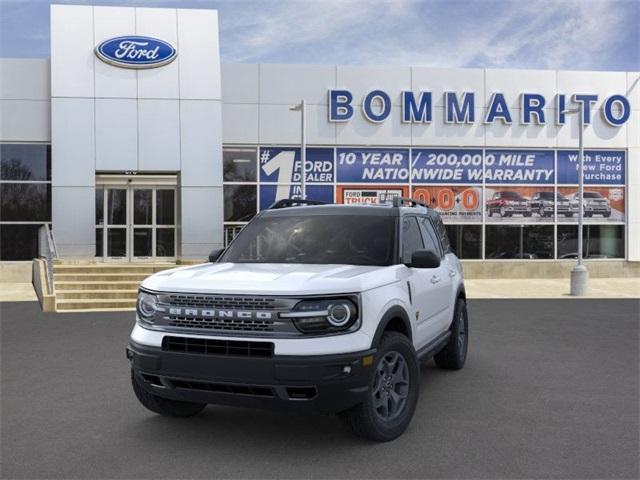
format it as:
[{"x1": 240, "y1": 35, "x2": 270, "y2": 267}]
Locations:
[{"x1": 127, "y1": 198, "x2": 469, "y2": 441}]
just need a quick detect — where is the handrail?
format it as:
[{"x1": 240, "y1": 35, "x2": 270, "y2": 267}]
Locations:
[{"x1": 38, "y1": 224, "x2": 58, "y2": 294}]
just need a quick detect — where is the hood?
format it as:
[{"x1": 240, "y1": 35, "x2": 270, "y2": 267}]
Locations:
[{"x1": 142, "y1": 262, "x2": 404, "y2": 295}]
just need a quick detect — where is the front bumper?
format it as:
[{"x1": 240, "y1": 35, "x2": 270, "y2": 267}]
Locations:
[
  {"x1": 585, "y1": 206, "x2": 611, "y2": 214},
  {"x1": 127, "y1": 340, "x2": 376, "y2": 414}
]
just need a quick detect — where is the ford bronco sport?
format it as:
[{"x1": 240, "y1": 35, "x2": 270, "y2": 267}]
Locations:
[{"x1": 127, "y1": 197, "x2": 468, "y2": 441}]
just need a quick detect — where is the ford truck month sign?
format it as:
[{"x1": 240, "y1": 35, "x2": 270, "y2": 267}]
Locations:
[{"x1": 95, "y1": 36, "x2": 177, "y2": 69}]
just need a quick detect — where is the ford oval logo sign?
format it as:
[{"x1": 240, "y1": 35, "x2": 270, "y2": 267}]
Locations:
[{"x1": 95, "y1": 36, "x2": 177, "y2": 69}]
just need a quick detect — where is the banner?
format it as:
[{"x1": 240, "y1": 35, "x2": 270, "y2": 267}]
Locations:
[
  {"x1": 337, "y1": 185, "x2": 408, "y2": 204},
  {"x1": 557, "y1": 150, "x2": 625, "y2": 185},
  {"x1": 411, "y1": 149, "x2": 483, "y2": 184},
  {"x1": 412, "y1": 186, "x2": 482, "y2": 222},
  {"x1": 259, "y1": 184, "x2": 334, "y2": 210},
  {"x1": 557, "y1": 187, "x2": 624, "y2": 223},
  {"x1": 484, "y1": 150, "x2": 554, "y2": 184},
  {"x1": 484, "y1": 186, "x2": 556, "y2": 223},
  {"x1": 336, "y1": 148, "x2": 410, "y2": 183},
  {"x1": 259, "y1": 147, "x2": 334, "y2": 184}
]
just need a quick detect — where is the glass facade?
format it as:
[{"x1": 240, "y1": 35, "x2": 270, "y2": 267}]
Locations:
[
  {"x1": 222, "y1": 146, "x2": 626, "y2": 259},
  {"x1": 0, "y1": 144, "x2": 52, "y2": 260},
  {"x1": 0, "y1": 142, "x2": 628, "y2": 262}
]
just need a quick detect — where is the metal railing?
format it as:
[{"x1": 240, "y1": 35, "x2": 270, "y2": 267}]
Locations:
[
  {"x1": 224, "y1": 224, "x2": 244, "y2": 247},
  {"x1": 38, "y1": 224, "x2": 58, "y2": 293}
]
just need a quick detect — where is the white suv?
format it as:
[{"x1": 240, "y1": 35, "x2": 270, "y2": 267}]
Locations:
[{"x1": 128, "y1": 198, "x2": 469, "y2": 441}]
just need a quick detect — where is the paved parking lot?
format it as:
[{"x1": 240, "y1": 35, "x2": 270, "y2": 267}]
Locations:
[{"x1": 1, "y1": 299, "x2": 638, "y2": 479}]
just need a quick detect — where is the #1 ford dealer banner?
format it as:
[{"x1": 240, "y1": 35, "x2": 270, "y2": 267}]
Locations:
[{"x1": 259, "y1": 147, "x2": 334, "y2": 184}]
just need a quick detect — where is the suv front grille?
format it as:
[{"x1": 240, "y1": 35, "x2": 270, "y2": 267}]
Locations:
[
  {"x1": 168, "y1": 378, "x2": 275, "y2": 397},
  {"x1": 153, "y1": 293, "x2": 300, "y2": 336},
  {"x1": 166, "y1": 294, "x2": 278, "y2": 310},
  {"x1": 162, "y1": 336, "x2": 274, "y2": 357},
  {"x1": 167, "y1": 315, "x2": 274, "y2": 332}
]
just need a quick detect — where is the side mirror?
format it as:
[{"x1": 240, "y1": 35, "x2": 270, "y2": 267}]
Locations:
[
  {"x1": 208, "y1": 248, "x2": 224, "y2": 263},
  {"x1": 408, "y1": 249, "x2": 440, "y2": 269}
]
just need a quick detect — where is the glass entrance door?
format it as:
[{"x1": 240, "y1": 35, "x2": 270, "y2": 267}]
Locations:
[{"x1": 96, "y1": 185, "x2": 176, "y2": 262}]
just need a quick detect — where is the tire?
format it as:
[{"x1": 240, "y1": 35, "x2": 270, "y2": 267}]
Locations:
[
  {"x1": 434, "y1": 298, "x2": 469, "y2": 370},
  {"x1": 339, "y1": 332, "x2": 419, "y2": 442},
  {"x1": 131, "y1": 370, "x2": 206, "y2": 417},
  {"x1": 565, "y1": 213, "x2": 573, "y2": 217},
  {"x1": 487, "y1": 207, "x2": 493, "y2": 217},
  {"x1": 603, "y1": 211, "x2": 611, "y2": 218},
  {"x1": 523, "y1": 212, "x2": 532, "y2": 217}
]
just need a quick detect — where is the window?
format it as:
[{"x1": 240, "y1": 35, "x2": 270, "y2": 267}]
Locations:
[
  {"x1": 1, "y1": 144, "x2": 50, "y2": 181},
  {"x1": 486, "y1": 225, "x2": 553, "y2": 259},
  {"x1": 446, "y1": 225, "x2": 482, "y2": 259},
  {"x1": 221, "y1": 215, "x2": 396, "y2": 266},
  {"x1": 0, "y1": 183, "x2": 51, "y2": 221},
  {"x1": 0, "y1": 225, "x2": 41, "y2": 260},
  {"x1": 223, "y1": 185, "x2": 257, "y2": 222},
  {"x1": 402, "y1": 217, "x2": 424, "y2": 264},
  {"x1": 431, "y1": 215, "x2": 451, "y2": 253},
  {"x1": 223, "y1": 148, "x2": 257, "y2": 182},
  {"x1": 557, "y1": 225, "x2": 624, "y2": 259},
  {"x1": 0, "y1": 144, "x2": 51, "y2": 260},
  {"x1": 418, "y1": 217, "x2": 441, "y2": 256}
]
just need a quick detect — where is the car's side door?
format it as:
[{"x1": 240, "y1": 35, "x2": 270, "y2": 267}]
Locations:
[
  {"x1": 417, "y1": 216, "x2": 453, "y2": 333},
  {"x1": 401, "y1": 216, "x2": 447, "y2": 348}
]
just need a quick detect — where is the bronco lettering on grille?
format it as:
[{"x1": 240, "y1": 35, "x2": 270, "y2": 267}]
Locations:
[{"x1": 167, "y1": 307, "x2": 274, "y2": 320}]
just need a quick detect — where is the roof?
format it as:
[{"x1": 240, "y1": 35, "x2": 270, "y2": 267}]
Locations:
[{"x1": 261, "y1": 202, "x2": 432, "y2": 218}]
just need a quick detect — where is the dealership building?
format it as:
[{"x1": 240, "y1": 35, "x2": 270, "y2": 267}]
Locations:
[{"x1": 1, "y1": 4, "x2": 639, "y2": 275}]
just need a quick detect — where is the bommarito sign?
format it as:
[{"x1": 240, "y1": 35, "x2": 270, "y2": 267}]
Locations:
[{"x1": 328, "y1": 90, "x2": 631, "y2": 126}]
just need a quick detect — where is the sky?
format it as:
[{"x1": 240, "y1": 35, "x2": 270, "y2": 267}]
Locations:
[{"x1": 0, "y1": 0, "x2": 638, "y2": 71}]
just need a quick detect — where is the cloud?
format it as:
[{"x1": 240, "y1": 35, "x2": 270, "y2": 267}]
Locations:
[{"x1": 0, "y1": 0, "x2": 637, "y2": 70}]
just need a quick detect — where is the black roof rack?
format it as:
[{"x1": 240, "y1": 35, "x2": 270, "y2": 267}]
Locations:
[
  {"x1": 392, "y1": 197, "x2": 429, "y2": 209},
  {"x1": 269, "y1": 198, "x2": 328, "y2": 209}
]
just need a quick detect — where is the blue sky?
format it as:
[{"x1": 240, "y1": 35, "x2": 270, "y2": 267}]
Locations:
[{"x1": 0, "y1": 0, "x2": 638, "y2": 70}]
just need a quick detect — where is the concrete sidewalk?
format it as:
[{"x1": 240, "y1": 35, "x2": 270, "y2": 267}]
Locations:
[
  {"x1": 466, "y1": 277, "x2": 640, "y2": 299},
  {"x1": 0, "y1": 283, "x2": 37, "y2": 302},
  {"x1": 0, "y1": 279, "x2": 638, "y2": 304}
]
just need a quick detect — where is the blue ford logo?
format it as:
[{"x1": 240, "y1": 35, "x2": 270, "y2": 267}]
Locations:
[{"x1": 95, "y1": 36, "x2": 177, "y2": 69}]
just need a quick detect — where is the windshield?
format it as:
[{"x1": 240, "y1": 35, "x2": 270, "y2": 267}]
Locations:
[
  {"x1": 538, "y1": 192, "x2": 554, "y2": 200},
  {"x1": 584, "y1": 192, "x2": 603, "y2": 198},
  {"x1": 220, "y1": 214, "x2": 397, "y2": 266},
  {"x1": 500, "y1": 191, "x2": 524, "y2": 200}
]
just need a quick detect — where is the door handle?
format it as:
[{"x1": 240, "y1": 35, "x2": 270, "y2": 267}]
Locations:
[
  {"x1": 430, "y1": 275, "x2": 441, "y2": 284},
  {"x1": 448, "y1": 268, "x2": 457, "y2": 277}
]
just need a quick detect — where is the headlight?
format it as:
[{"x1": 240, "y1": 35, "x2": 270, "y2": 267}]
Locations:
[
  {"x1": 281, "y1": 297, "x2": 359, "y2": 334},
  {"x1": 136, "y1": 290, "x2": 158, "y2": 325}
]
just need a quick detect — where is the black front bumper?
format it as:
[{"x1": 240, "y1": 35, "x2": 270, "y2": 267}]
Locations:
[{"x1": 127, "y1": 341, "x2": 376, "y2": 414}]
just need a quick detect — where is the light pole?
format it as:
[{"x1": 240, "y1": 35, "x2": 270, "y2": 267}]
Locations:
[
  {"x1": 564, "y1": 104, "x2": 588, "y2": 295},
  {"x1": 289, "y1": 100, "x2": 306, "y2": 199}
]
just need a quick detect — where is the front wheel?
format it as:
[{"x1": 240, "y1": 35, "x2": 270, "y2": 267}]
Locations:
[
  {"x1": 339, "y1": 332, "x2": 419, "y2": 442},
  {"x1": 434, "y1": 298, "x2": 469, "y2": 370},
  {"x1": 131, "y1": 370, "x2": 206, "y2": 417}
]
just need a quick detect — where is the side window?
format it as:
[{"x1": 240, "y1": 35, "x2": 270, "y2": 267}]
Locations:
[
  {"x1": 418, "y1": 217, "x2": 441, "y2": 256},
  {"x1": 432, "y1": 215, "x2": 451, "y2": 254},
  {"x1": 402, "y1": 216, "x2": 424, "y2": 264}
]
